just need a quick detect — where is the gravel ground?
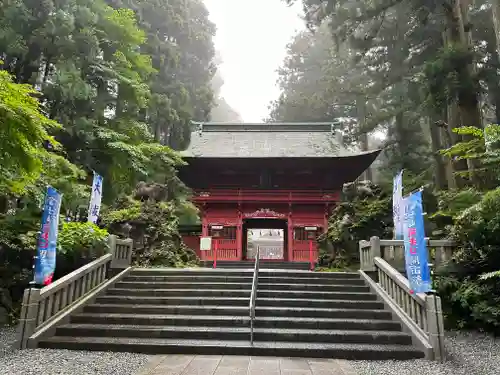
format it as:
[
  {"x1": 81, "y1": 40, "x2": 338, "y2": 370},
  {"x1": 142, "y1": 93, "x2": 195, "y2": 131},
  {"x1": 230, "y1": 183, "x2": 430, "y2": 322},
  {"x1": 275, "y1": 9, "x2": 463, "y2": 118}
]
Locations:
[
  {"x1": 351, "y1": 331, "x2": 500, "y2": 375},
  {"x1": 0, "y1": 326, "x2": 153, "y2": 375},
  {"x1": 2, "y1": 326, "x2": 499, "y2": 375}
]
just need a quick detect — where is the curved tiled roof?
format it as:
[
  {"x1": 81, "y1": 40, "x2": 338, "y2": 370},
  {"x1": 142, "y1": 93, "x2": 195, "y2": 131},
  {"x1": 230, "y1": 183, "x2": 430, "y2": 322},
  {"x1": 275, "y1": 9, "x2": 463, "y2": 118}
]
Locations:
[{"x1": 181, "y1": 122, "x2": 358, "y2": 158}]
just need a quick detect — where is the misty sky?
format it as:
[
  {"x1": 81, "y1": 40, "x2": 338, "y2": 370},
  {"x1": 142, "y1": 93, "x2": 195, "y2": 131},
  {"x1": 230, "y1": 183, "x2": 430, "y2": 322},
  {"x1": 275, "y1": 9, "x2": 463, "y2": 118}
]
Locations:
[{"x1": 203, "y1": 0, "x2": 305, "y2": 122}]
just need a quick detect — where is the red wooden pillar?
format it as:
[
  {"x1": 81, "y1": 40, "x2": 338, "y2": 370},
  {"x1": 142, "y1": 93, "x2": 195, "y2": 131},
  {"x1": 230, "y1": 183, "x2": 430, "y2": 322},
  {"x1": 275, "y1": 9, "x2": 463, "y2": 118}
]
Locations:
[
  {"x1": 236, "y1": 211, "x2": 243, "y2": 260},
  {"x1": 324, "y1": 203, "x2": 329, "y2": 233},
  {"x1": 287, "y1": 213, "x2": 294, "y2": 262},
  {"x1": 201, "y1": 206, "x2": 209, "y2": 237}
]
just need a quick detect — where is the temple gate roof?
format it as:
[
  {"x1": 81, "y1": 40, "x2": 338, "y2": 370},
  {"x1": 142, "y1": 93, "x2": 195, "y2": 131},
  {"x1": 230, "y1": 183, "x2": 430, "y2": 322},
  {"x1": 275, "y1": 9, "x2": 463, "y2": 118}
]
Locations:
[{"x1": 181, "y1": 122, "x2": 378, "y2": 159}]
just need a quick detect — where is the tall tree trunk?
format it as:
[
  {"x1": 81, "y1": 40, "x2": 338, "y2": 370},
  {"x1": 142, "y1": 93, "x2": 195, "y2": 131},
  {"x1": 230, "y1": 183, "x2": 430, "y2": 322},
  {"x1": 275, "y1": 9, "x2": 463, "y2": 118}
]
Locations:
[
  {"x1": 428, "y1": 116, "x2": 447, "y2": 190},
  {"x1": 447, "y1": 100, "x2": 469, "y2": 187},
  {"x1": 356, "y1": 97, "x2": 372, "y2": 181},
  {"x1": 486, "y1": 6, "x2": 500, "y2": 123},
  {"x1": 492, "y1": 0, "x2": 500, "y2": 53},
  {"x1": 442, "y1": 1, "x2": 482, "y2": 186}
]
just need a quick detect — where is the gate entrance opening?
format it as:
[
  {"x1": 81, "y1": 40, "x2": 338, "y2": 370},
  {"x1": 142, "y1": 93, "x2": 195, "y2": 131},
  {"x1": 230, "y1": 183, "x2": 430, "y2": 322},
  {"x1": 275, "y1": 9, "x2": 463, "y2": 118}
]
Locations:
[{"x1": 243, "y1": 218, "x2": 287, "y2": 261}]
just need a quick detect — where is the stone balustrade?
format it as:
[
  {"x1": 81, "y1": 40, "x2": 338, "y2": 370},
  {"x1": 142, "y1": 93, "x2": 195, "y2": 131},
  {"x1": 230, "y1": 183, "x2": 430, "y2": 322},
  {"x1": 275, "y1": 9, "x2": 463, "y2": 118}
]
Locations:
[
  {"x1": 359, "y1": 236, "x2": 455, "y2": 361},
  {"x1": 16, "y1": 235, "x2": 133, "y2": 349}
]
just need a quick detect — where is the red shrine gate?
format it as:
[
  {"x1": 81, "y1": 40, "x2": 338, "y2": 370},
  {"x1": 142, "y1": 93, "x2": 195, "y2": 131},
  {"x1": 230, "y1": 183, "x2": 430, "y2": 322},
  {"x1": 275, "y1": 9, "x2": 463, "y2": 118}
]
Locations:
[
  {"x1": 177, "y1": 122, "x2": 381, "y2": 263},
  {"x1": 182, "y1": 189, "x2": 339, "y2": 263}
]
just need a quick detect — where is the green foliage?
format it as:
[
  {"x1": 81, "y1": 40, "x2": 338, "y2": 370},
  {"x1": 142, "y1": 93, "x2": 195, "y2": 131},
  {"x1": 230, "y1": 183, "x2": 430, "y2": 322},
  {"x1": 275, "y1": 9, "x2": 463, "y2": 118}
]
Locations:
[
  {"x1": 429, "y1": 188, "x2": 483, "y2": 233},
  {"x1": 102, "y1": 200, "x2": 142, "y2": 224},
  {"x1": 270, "y1": 6, "x2": 434, "y2": 176},
  {"x1": 422, "y1": 44, "x2": 478, "y2": 111},
  {"x1": 0, "y1": 68, "x2": 61, "y2": 194},
  {"x1": 441, "y1": 125, "x2": 500, "y2": 187},
  {"x1": 284, "y1": 0, "x2": 500, "y2": 335},
  {"x1": 320, "y1": 181, "x2": 393, "y2": 269},
  {"x1": 435, "y1": 188, "x2": 500, "y2": 332},
  {"x1": 58, "y1": 222, "x2": 109, "y2": 257},
  {"x1": 0, "y1": 0, "x2": 215, "y2": 320},
  {"x1": 103, "y1": 198, "x2": 198, "y2": 268}
]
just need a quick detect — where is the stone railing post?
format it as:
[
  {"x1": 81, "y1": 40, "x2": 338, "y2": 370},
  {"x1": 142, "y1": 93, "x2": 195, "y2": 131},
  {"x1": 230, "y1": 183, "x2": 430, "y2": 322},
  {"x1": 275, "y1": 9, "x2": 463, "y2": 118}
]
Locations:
[
  {"x1": 108, "y1": 234, "x2": 117, "y2": 256},
  {"x1": 369, "y1": 236, "x2": 381, "y2": 272},
  {"x1": 359, "y1": 241, "x2": 367, "y2": 271},
  {"x1": 425, "y1": 293, "x2": 445, "y2": 361},
  {"x1": 109, "y1": 235, "x2": 133, "y2": 274},
  {"x1": 15, "y1": 287, "x2": 40, "y2": 349}
]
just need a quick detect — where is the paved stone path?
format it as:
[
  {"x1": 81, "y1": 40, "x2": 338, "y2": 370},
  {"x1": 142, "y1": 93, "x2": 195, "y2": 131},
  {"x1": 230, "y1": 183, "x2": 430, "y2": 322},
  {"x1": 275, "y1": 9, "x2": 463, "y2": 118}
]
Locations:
[{"x1": 135, "y1": 355, "x2": 359, "y2": 375}]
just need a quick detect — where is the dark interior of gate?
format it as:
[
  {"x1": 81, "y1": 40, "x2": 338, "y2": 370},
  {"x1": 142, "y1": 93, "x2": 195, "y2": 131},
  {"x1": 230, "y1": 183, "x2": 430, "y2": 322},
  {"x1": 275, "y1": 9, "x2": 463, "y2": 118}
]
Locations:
[{"x1": 178, "y1": 122, "x2": 381, "y2": 264}]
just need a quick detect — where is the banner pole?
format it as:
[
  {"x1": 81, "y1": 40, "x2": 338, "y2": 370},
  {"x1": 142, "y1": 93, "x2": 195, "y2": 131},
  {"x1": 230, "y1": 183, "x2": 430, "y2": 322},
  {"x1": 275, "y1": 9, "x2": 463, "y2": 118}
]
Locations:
[{"x1": 403, "y1": 185, "x2": 425, "y2": 200}]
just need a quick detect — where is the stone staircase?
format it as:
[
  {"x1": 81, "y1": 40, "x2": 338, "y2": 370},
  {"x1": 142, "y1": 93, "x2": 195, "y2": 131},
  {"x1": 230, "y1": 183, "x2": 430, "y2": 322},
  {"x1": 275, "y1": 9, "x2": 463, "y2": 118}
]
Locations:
[
  {"x1": 201, "y1": 260, "x2": 311, "y2": 270},
  {"x1": 38, "y1": 268, "x2": 424, "y2": 359}
]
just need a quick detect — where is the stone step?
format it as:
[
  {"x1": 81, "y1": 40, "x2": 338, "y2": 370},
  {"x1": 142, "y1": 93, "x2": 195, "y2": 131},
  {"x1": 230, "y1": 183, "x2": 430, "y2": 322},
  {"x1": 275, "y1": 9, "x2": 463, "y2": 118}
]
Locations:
[
  {"x1": 38, "y1": 336, "x2": 425, "y2": 360},
  {"x1": 97, "y1": 296, "x2": 250, "y2": 306},
  {"x1": 122, "y1": 275, "x2": 363, "y2": 285},
  {"x1": 259, "y1": 270, "x2": 360, "y2": 279},
  {"x1": 130, "y1": 268, "x2": 254, "y2": 277},
  {"x1": 254, "y1": 317, "x2": 402, "y2": 331},
  {"x1": 96, "y1": 295, "x2": 380, "y2": 309},
  {"x1": 84, "y1": 303, "x2": 389, "y2": 319},
  {"x1": 259, "y1": 269, "x2": 360, "y2": 279},
  {"x1": 256, "y1": 306, "x2": 392, "y2": 319},
  {"x1": 107, "y1": 288, "x2": 251, "y2": 297},
  {"x1": 71, "y1": 313, "x2": 250, "y2": 327},
  {"x1": 259, "y1": 292, "x2": 377, "y2": 302},
  {"x1": 259, "y1": 276, "x2": 363, "y2": 284},
  {"x1": 124, "y1": 275, "x2": 254, "y2": 283},
  {"x1": 257, "y1": 298, "x2": 383, "y2": 309},
  {"x1": 256, "y1": 289, "x2": 371, "y2": 299},
  {"x1": 56, "y1": 324, "x2": 250, "y2": 341},
  {"x1": 115, "y1": 281, "x2": 252, "y2": 290},
  {"x1": 202, "y1": 261, "x2": 312, "y2": 270},
  {"x1": 254, "y1": 328, "x2": 411, "y2": 345},
  {"x1": 70, "y1": 313, "x2": 402, "y2": 333},
  {"x1": 84, "y1": 304, "x2": 249, "y2": 316},
  {"x1": 53, "y1": 324, "x2": 412, "y2": 345},
  {"x1": 257, "y1": 283, "x2": 368, "y2": 292},
  {"x1": 129, "y1": 268, "x2": 359, "y2": 280}
]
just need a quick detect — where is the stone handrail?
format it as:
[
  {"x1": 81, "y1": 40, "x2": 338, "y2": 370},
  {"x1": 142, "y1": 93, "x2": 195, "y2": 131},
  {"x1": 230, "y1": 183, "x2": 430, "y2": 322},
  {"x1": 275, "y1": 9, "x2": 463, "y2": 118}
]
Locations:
[
  {"x1": 359, "y1": 236, "x2": 450, "y2": 361},
  {"x1": 360, "y1": 236, "x2": 455, "y2": 273},
  {"x1": 371, "y1": 257, "x2": 444, "y2": 361},
  {"x1": 16, "y1": 234, "x2": 133, "y2": 349}
]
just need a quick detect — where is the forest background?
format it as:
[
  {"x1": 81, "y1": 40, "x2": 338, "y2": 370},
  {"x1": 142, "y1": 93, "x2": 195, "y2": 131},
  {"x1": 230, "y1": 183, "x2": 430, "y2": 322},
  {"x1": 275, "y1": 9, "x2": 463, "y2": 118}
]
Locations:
[{"x1": 2, "y1": 0, "x2": 500, "y2": 333}]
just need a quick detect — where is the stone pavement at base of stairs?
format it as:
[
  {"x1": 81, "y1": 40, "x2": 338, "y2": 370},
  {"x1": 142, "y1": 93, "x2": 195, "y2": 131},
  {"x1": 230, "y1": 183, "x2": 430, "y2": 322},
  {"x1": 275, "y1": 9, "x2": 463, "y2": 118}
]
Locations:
[{"x1": 135, "y1": 354, "x2": 359, "y2": 375}]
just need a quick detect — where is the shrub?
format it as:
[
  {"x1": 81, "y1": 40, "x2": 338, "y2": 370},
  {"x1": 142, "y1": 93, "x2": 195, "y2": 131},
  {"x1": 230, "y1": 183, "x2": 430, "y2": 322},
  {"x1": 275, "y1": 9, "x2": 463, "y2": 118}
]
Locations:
[
  {"x1": 320, "y1": 181, "x2": 393, "y2": 269},
  {"x1": 102, "y1": 198, "x2": 198, "y2": 268},
  {"x1": 435, "y1": 188, "x2": 500, "y2": 332},
  {"x1": 56, "y1": 222, "x2": 109, "y2": 276}
]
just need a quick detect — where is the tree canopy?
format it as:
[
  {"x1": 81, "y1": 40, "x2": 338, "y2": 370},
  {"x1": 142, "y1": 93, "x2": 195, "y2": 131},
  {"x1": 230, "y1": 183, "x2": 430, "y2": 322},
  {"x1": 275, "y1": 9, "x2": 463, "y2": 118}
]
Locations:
[
  {"x1": 0, "y1": 0, "x2": 217, "y2": 316},
  {"x1": 273, "y1": 0, "x2": 500, "y2": 332}
]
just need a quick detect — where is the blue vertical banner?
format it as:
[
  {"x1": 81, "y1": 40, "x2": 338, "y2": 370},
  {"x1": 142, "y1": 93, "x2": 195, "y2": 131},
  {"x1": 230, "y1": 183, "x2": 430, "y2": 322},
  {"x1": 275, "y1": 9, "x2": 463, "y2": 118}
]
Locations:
[
  {"x1": 34, "y1": 186, "x2": 63, "y2": 285},
  {"x1": 393, "y1": 170, "x2": 404, "y2": 240},
  {"x1": 87, "y1": 172, "x2": 103, "y2": 223},
  {"x1": 403, "y1": 191, "x2": 431, "y2": 293}
]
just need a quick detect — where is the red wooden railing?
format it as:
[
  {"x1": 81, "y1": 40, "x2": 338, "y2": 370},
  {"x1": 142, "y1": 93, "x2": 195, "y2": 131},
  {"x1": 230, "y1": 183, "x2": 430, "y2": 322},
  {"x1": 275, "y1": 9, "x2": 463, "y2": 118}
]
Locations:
[
  {"x1": 199, "y1": 239, "x2": 238, "y2": 261},
  {"x1": 194, "y1": 238, "x2": 319, "y2": 264},
  {"x1": 292, "y1": 240, "x2": 318, "y2": 264},
  {"x1": 193, "y1": 189, "x2": 339, "y2": 203}
]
